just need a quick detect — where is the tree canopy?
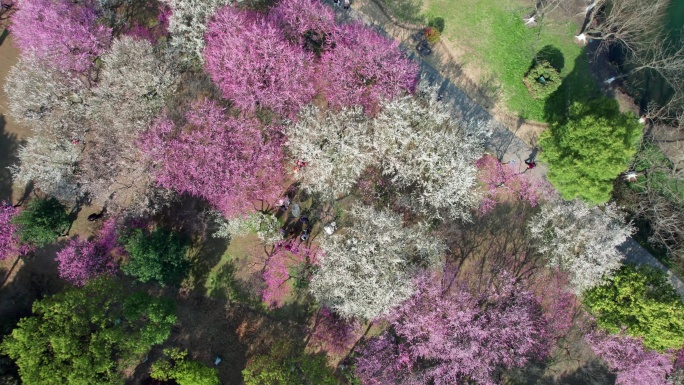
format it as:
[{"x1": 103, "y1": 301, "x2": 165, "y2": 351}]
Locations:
[
  {"x1": 242, "y1": 342, "x2": 338, "y2": 385},
  {"x1": 1, "y1": 278, "x2": 176, "y2": 385},
  {"x1": 151, "y1": 348, "x2": 219, "y2": 385},
  {"x1": 539, "y1": 98, "x2": 642, "y2": 203}
]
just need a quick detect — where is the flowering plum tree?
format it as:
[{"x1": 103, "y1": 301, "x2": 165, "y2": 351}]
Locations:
[
  {"x1": 310, "y1": 205, "x2": 442, "y2": 320},
  {"x1": 476, "y1": 155, "x2": 553, "y2": 213},
  {"x1": 0, "y1": 202, "x2": 31, "y2": 260},
  {"x1": 204, "y1": 6, "x2": 315, "y2": 118},
  {"x1": 318, "y1": 22, "x2": 418, "y2": 114},
  {"x1": 139, "y1": 100, "x2": 284, "y2": 219},
  {"x1": 356, "y1": 274, "x2": 550, "y2": 385},
  {"x1": 161, "y1": 0, "x2": 232, "y2": 63},
  {"x1": 11, "y1": 0, "x2": 112, "y2": 73},
  {"x1": 286, "y1": 105, "x2": 373, "y2": 198},
  {"x1": 269, "y1": 0, "x2": 338, "y2": 55},
  {"x1": 10, "y1": 136, "x2": 82, "y2": 203},
  {"x1": 262, "y1": 240, "x2": 317, "y2": 309},
  {"x1": 4, "y1": 59, "x2": 88, "y2": 140},
  {"x1": 55, "y1": 219, "x2": 121, "y2": 286},
  {"x1": 586, "y1": 332, "x2": 674, "y2": 385},
  {"x1": 373, "y1": 94, "x2": 489, "y2": 220},
  {"x1": 528, "y1": 199, "x2": 633, "y2": 292},
  {"x1": 83, "y1": 36, "x2": 178, "y2": 198}
]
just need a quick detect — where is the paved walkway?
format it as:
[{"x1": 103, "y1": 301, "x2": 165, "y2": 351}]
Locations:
[{"x1": 337, "y1": 0, "x2": 684, "y2": 298}]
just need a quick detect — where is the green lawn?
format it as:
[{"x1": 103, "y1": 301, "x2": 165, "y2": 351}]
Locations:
[{"x1": 418, "y1": 0, "x2": 600, "y2": 122}]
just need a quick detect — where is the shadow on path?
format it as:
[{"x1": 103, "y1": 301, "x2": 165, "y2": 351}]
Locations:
[{"x1": 0, "y1": 115, "x2": 20, "y2": 202}]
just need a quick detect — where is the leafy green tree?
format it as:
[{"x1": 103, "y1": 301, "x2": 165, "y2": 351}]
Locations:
[
  {"x1": 539, "y1": 98, "x2": 642, "y2": 204},
  {"x1": 584, "y1": 264, "x2": 684, "y2": 351},
  {"x1": 11, "y1": 197, "x2": 70, "y2": 247},
  {"x1": 151, "y1": 348, "x2": 219, "y2": 385},
  {"x1": 1, "y1": 278, "x2": 176, "y2": 385},
  {"x1": 242, "y1": 342, "x2": 338, "y2": 385},
  {"x1": 120, "y1": 227, "x2": 190, "y2": 286}
]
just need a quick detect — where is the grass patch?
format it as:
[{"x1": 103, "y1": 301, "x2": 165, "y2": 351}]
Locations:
[{"x1": 422, "y1": 0, "x2": 599, "y2": 122}]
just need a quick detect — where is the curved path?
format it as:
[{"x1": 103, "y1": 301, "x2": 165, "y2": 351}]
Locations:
[{"x1": 336, "y1": 0, "x2": 684, "y2": 298}]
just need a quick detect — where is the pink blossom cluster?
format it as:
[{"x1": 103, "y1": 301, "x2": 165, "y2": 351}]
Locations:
[
  {"x1": 308, "y1": 306, "x2": 361, "y2": 355},
  {"x1": 532, "y1": 269, "x2": 580, "y2": 341},
  {"x1": 269, "y1": 0, "x2": 338, "y2": 51},
  {"x1": 262, "y1": 240, "x2": 317, "y2": 308},
  {"x1": 204, "y1": 1, "x2": 418, "y2": 118},
  {"x1": 203, "y1": 6, "x2": 316, "y2": 119},
  {"x1": 0, "y1": 202, "x2": 31, "y2": 260},
  {"x1": 586, "y1": 332, "x2": 674, "y2": 385},
  {"x1": 476, "y1": 155, "x2": 553, "y2": 214},
  {"x1": 11, "y1": 0, "x2": 112, "y2": 73},
  {"x1": 55, "y1": 218, "x2": 122, "y2": 286},
  {"x1": 123, "y1": 4, "x2": 170, "y2": 44},
  {"x1": 356, "y1": 273, "x2": 550, "y2": 385},
  {"x1": 318, "y1": 22, "x2": 418, "y2": 115},
  {"x1": 139, "y1": 100, "x2": 285, "y2": 219}
]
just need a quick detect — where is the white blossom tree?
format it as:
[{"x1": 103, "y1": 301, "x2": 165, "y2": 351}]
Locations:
[
  {"x1": 90, "y1": 36, "x2": 178, "y2": 135},
  {"x1": 10, "y1": 136, "x2": 82, "y2": 202},
  {"x1": 528, "y1": 199, "x2": 634, "y2": 292},
  {"x1": 4, "y1": 59, "x2": 88, "y2": 140},
  {"x1": 161, "y1": 0, "x2": 233, "y2": 63},
  {"x1": 82, "y1": 36, "x2": 178, "y2": 199},
  {"x1": 310, "y1": 205, "x2": 443, "y2": 320},
  {"x1": 286, "y1": 105, "x2": 374, "y2": 199},
  {"x1": 373, "y1": 93, "x2": 489, "y2": 220}
]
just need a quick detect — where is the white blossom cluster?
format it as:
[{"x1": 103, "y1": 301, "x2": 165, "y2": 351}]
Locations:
[
  {"x1": 10, "y1": 137, "x2": 81, "y2": 202},
  {"x1": 285, "y1": 105, "x2": 374, "y2": 199},
  {"x1": 91, "y1": 36, "x2": 179, "y2": 135},
  {"x1": 528, "y1": 199, "x2": 634, "y2": 292},
  {"x1": 212, "y1": 211, "x2": 282, "y2": 245},
  {"x1": 161, "y1": 0, "x2": 235, "y2": 63},
  {"x1": 286, "y1": 85, "x2": 489, "y2": 220},
  {"x1": 4, "y1": 59, "x2": 88, "y2": 140},
  {"x1": 310, "y1": 205, "x2": 443, "y2": 320}
]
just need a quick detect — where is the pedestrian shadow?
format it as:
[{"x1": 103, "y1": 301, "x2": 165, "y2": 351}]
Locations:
[{"x1": 0, "y1": 115, "x2": 20, "y2": 202}]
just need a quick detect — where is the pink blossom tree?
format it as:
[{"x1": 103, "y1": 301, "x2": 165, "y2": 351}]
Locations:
[
  {"x1": 476, "y1": 155, "x2": 553, "y2": 214},
  {"x1": 203, "y1": 6, "x2": 316, "y2": 118},
  {"x1": 55, "y1": 218, "x2": 121, "y2": 286},
  {"x1": 11, "y1": 0, "x2": 112, "y2": 73},
  {"x1": 308, "y1": 306, "x2": 361, "y2": 355},
  {"x1": 318, "y1": 22, "x2": 418, "y2": 115},
  {"x1": 262, "y1": 240, "x2": 317, "y2": 308},
  {"x1": 586, "y1": 332, "x2": 674, "y2": 385},
  {"x1": 355, "y1": 274, "x2": 550, "y2": 385},
  {"x1": 139, "y1": 100, "x2": 285, "y2": 219},
  {"x1": 268, "y1": 0, "x2": 339, "y2": 55},
  {"x1": 0, "y1": 202, "x2": 31, "y2": 260}
]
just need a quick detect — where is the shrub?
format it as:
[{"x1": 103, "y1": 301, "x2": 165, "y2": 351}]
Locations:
[
  {"x1": 120, "y1": 227, "x2": 189, "y2": 285},
  {"x1": 11, "y1": 197, "x2": 70, "y2": 248},
  {"x1": 424, "y1": 27, "x2": 440, "y2": 45},
  {"x1": 584, "y1": 264, "x2": 684, "y2": 351},
  {"x1": 523, "y1": 60, "x2": 561, "y2": 99}
]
